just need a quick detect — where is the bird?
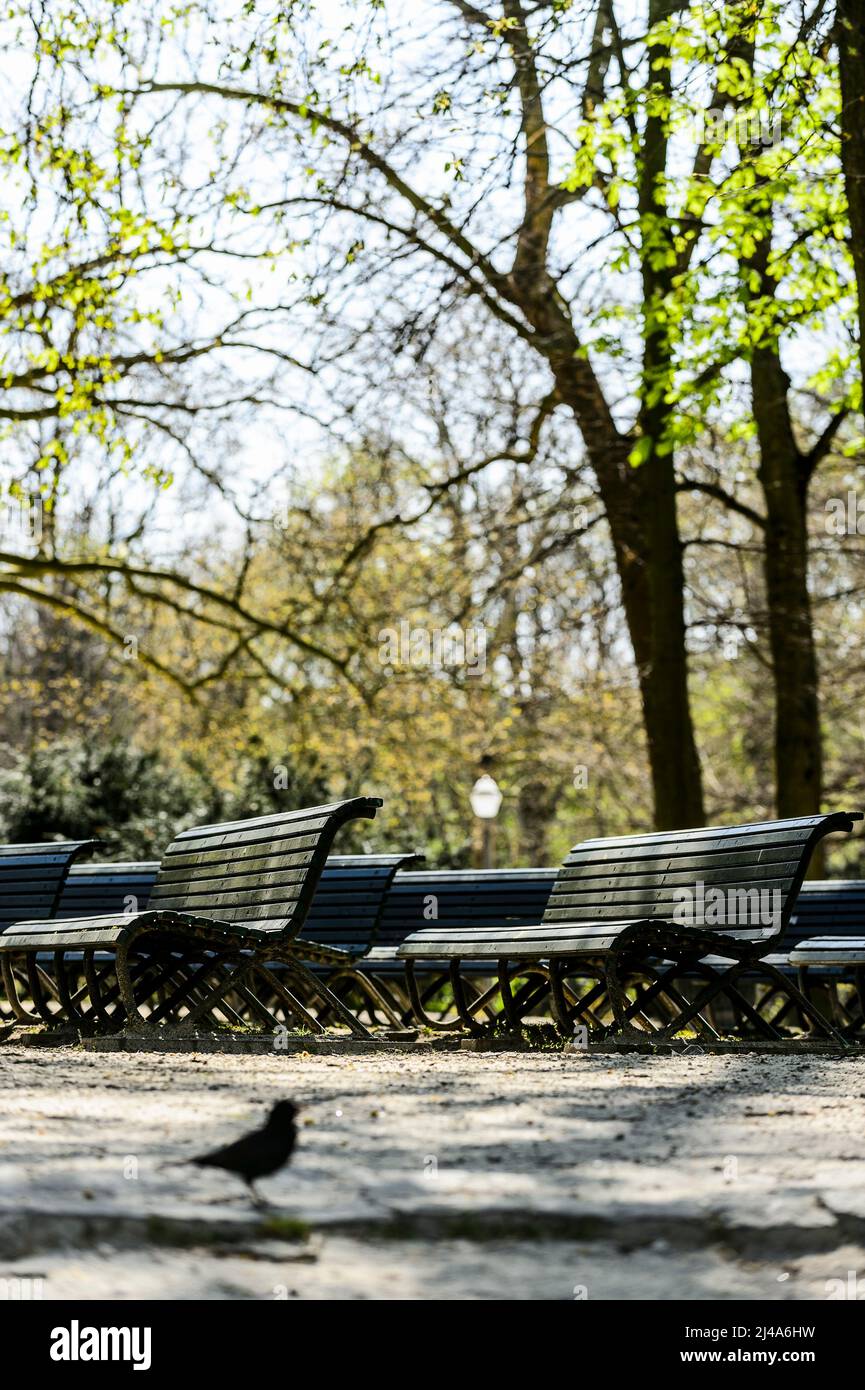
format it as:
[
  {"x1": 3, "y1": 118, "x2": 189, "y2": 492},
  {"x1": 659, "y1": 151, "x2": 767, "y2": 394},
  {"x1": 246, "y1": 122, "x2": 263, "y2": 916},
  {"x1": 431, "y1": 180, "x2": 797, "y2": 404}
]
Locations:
[{"x1": 188, "y1": 1100, "x2": 299, "y2": 1207}]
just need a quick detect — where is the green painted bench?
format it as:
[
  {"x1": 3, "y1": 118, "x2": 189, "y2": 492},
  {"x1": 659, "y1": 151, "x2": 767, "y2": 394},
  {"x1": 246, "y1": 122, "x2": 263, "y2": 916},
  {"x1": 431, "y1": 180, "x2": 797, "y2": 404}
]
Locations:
[
  {"x1": 326, "y1": 867, "x2": 558, "y2": 1028},
  {"x1": 788, "y1": 888, "x2": 865, "y2": 1036}
]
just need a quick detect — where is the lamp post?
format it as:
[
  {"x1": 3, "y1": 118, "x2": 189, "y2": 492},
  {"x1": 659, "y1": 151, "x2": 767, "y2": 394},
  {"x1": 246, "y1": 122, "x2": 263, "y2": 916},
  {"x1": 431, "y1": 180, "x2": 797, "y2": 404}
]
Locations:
[{"x1": 470, "y1": 773, "x2": 502, "y2": 869}]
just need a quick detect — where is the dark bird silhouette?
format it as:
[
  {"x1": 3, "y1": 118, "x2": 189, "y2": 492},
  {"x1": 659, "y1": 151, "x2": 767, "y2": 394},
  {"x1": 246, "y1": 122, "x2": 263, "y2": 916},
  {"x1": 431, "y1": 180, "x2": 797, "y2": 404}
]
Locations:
[{"x1": 189, "y1": 1100, "x2": 299, "y2": 1206}]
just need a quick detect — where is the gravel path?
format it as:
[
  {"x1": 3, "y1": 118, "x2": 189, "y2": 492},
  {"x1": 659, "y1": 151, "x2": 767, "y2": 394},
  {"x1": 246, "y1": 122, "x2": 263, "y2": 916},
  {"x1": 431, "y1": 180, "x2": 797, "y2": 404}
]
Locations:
[{"x1": 1, "y1": 1045, "x2": 864, "y2": 1300}]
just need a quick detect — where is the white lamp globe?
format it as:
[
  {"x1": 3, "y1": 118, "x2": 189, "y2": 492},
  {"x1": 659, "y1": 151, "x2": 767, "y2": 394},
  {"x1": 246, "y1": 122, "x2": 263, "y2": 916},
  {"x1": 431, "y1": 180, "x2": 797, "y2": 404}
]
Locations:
[{"x1": 470, "y1": 774, "x2": 502, "y2": 820}]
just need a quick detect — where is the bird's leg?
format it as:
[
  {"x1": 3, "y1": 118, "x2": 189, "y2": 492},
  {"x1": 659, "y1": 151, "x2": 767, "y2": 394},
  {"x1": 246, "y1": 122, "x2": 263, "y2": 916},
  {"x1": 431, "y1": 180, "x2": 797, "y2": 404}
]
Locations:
[{"x1": 246, "y1": 1179, "x2": 266, "y2": 1209}]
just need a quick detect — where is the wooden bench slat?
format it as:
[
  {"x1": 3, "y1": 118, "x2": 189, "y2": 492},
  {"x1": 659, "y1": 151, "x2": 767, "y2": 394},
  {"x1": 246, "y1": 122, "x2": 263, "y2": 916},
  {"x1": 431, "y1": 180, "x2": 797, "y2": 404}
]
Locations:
[
  {"x1": 0, "y1": 839, "x2": 99, "y2": 930},
  {"x1": 0, "y1": 801, "x2": 382, "y2": 955},
  {"x1": 789, "y1": 938, "x2": 865, "y2": 966},
  {"x1": 569, "y1": 816, "x2": 836, "y2": 853},
  {"x1": 397, "y1": 814, "x2": 861, "y2": 968},
  {"x1": 156, "y1": 840, "x2": 320, "y2": 873},
  {"x1": 3, "y1": 820, "x2": 417, "y2": 1015},
  {"x1": 555, "y1": 859, "x2": 801, "y2": 892}
]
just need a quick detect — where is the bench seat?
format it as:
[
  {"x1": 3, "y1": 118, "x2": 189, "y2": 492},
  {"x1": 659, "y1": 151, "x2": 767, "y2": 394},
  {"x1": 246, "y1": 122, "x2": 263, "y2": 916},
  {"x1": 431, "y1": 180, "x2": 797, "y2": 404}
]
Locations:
[
  {"x1": 787, "y1": 935, "x2": 865, "y2": 1037},
  {"x1": 1, "y1": 910, "x2": 261, "y2": 954},
  {"x1": 0, "y1": 839, "x2": 100, "y2": 1023},
  {"x1": 399, "y1": 920, "x2": 775, "y2": 961},
  {"x1": 788, "y1": 938, "x2": 865, "y2": 967}
]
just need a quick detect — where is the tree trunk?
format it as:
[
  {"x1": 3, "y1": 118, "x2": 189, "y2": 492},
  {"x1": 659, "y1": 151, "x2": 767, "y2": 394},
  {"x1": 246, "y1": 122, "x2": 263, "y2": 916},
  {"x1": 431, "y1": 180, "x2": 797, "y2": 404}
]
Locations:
[
  {"x1": 499, "y1": 0, "x2": 704, "y2": 832},
  {"x1": 736, "y1": 34, "x2": 823, "y2": 845},
  {"x1": 838, "y1": 0, "x2": 865, "y2": 393},
  {"x1": 531, "y1": 322, "x2": 705, "y2": 831},
  {"x1": 640, "y1": 445, "x2": 705, "y2": 829},
  {"x1": 546, "y1": 355, "x2": 704, "y2": 829},
  {"x1": 517, "y1": 775, "x2": 562, "y2": 863},
  {"x1": 751, "y1": 344, "x2": 823, "y2": 823},
  {"x1": 631, "y1": 0, "x2": 705, "y2": 830}
]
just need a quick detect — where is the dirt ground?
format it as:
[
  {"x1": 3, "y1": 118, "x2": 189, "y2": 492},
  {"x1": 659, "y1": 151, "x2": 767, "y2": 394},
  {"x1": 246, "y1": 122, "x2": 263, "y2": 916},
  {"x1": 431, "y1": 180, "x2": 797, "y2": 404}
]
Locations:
[{"x1": 2, "y1": 1043, "x2": 865, "y2": 1300}]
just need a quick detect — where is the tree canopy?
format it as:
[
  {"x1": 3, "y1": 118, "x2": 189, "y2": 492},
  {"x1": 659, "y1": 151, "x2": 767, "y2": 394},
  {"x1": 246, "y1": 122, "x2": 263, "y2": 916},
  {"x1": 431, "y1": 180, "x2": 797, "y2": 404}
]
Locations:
[{"x1": 1, "y1": 0, "x2": 863, "y2": 866}]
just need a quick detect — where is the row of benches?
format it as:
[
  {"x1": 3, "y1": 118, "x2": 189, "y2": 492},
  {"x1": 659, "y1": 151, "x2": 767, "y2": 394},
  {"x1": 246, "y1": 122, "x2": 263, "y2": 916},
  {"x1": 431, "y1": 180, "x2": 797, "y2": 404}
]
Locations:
[
  {"x1": 48, "y1": 858, "x2": 865, "y2": 1036},
  {"x1": 0, "y1": 802, "x2": 864, "y2": 1042}
]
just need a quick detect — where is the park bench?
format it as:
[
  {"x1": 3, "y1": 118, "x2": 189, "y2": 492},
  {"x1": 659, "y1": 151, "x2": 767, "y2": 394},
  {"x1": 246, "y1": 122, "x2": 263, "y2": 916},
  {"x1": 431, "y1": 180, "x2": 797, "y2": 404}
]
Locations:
[
  {"x1": 787, "y1": 882, "x2": 865, "y2": 1035},
  {"x1": 397, "y1": 814, "x2": 862, "y2": 1042},
  {"x1": 295, "y1": 851, "x2": 423, "y2": 1024},
  {"x1": 0, "y1": 839, "x2": 98, "y2": 1022},
  {"x1": 43, "y1": 843, "x2": 865, "y2": 1039},
  {"x1": 52, "y1": 851, "x2": 419, "y2": 1030},
  {"x1": 326, "y1": 868, "x2": 558, "y2": 1028},
  {"x1": 302, "y1": 853, "x2": 424, "y2": 958},
  {"x1": 0, "y1": 799, "x2": 383, "y2": 1037},
  {"x1": 689, "y1": 880, "x2": 865, "y2": 1035},
  {"x1": 0, "y1": 840, "x2": 99, "y2": 929}
]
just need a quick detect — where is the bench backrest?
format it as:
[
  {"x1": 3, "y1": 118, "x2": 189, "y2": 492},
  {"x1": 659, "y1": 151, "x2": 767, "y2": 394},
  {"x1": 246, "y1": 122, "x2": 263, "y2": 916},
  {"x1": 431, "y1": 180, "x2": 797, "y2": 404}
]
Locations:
[
  {"x1": 62, "y1": 849, "x2": 417, "y2": 955},
  {"x1": 541, "y1": 814, "x2": 862, "y2": 946},
  {"x1": 785, "y1": 880, "x2": 865, "y2": 949},
  {"x1": 145, "y1": 798, "x2": 382, "y2": 936},
  {"x1": 0, "y1": 840, "x2": 98, "y2": 930},
  {"x1": 60, "y1": 862, "x2": 160, "y2": 918},
  {"x1": 378, "y1": 868, "x2": 557, "y2": 951},
  {"x1": 300, "y1": 853, "x2": 423, "y2": 955}
]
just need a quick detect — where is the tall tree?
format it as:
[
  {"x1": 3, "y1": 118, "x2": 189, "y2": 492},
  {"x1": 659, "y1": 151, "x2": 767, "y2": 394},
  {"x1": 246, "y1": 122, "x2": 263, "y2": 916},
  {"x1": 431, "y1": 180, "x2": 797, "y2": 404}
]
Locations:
[
  {"x1": 0, "y1": 0, "x2": 346, "y2": 692},
  {"x1": 837, "y1": 0, "x2": 865, "y2": 394},
  {"x1": 96, "y1": 0, "x2": 708, "y2": 828},
  {"x1": 668, "y1": 1, "x2": 852, "y2": 821}
]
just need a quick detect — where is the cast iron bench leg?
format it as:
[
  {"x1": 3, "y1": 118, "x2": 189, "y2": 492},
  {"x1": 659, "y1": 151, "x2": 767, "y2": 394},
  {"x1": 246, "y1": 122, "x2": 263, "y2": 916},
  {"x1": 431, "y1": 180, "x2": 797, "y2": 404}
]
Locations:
[
  {"x1": 324, "y1": 965, "x2": 406, "y2": 1028},
  {"x1": 281, "y1": 956, "x2": 372, "y2": 1038}
]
